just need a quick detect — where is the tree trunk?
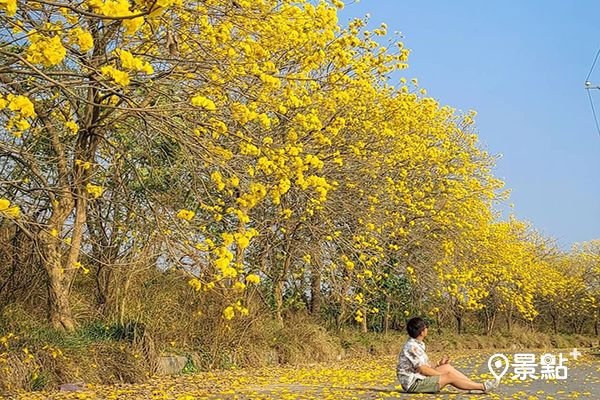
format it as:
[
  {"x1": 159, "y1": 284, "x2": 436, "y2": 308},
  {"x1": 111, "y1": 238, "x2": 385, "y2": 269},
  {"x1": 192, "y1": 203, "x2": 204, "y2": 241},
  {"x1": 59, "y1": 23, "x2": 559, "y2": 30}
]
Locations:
[
  {"x1": 44, "y1": 237, "x2": 75, "y2": 330},
  {"x1": 484, "y1": 307, "x2": 497, "y2": 335},
  {"x1": 273, "y1": 238, "x2": 293, "y2": 328},
  {"x1": 274, "y1": 280, "x2": 284, "y2": 328},
  {"x1": 384, "y1": 297, "x2": 390, "y2": 334},
  {"x1": 361, "y1": 306, "x2": 367, "y2": 333},
  {"x1": 336, "y1": 301, "x2": 346, "y2": 331},
  {"x1": 44, "y1": 189, "x2": 87, "y2": 330},
  {"x1": 94, "y1": 262, "x2": 114, "y2": 315},
  {"x1": 336, "y1": 278, "x2": 351, "y2": 331},
  {"x1": 235, "y1": 209, "x2": 247, "y2": 265},
  {"x1": 577, "y1": 318, "x2": 585, "y2": 334},
  {"x1": 87, "y1": 202, "x2": 124, "y2": 315},
  {"x1": 456, "y1": 315, "x2": 462, "y2": 335},
  {"x1": 119, "y1": 271, "x2": 134, "y2": 325},
  {"x1": 309, "y1": 249, "x2": 322, "y2": 315},
  {"x1": 36, "y1": 103, "x2": 91, "y2": 330}
]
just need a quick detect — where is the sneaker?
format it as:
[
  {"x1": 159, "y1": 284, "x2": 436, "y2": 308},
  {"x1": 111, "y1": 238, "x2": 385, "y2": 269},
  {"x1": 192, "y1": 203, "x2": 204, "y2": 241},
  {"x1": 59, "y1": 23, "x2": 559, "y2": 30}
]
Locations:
[{"x1": 483, "y1": 379, "x2": 499, "y2": 394}]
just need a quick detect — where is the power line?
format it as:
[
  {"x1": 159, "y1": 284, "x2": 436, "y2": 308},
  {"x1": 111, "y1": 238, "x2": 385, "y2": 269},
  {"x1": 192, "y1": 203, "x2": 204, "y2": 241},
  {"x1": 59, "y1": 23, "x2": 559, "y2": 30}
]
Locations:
[
  {"x1": 587, "y1": 89, "x2": 600, "y2": 137},
  {"x1": 585, "y1": 47, "x2": 600, "y2": 83},
  {"x1": 585, "y1": 47, "x2": 600, "y2": 137}
]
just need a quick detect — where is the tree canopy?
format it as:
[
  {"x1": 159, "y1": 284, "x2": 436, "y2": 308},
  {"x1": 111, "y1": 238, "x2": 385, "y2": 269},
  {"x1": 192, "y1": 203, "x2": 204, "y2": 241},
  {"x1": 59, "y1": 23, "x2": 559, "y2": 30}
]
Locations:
[{"x1": 0, "y1": 0, "x2": 597, "y2": 345}]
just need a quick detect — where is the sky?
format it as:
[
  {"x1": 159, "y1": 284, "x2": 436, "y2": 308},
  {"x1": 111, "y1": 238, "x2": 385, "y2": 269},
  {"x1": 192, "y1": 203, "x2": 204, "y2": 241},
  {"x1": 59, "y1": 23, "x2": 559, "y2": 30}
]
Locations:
[{"x1": 338, "y1": 0, "x2": 600, "y2": 249}]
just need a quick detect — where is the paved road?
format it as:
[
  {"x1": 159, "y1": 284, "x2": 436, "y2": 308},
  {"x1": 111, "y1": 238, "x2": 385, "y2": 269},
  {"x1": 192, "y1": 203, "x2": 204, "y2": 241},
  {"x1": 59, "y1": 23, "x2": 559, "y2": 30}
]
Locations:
[
  {"x1": 2, "y1": 349, "x2": 598, "y2": 399},
  {"x1": 233, "y1": 350, "x2": 600, "y2": 400}
]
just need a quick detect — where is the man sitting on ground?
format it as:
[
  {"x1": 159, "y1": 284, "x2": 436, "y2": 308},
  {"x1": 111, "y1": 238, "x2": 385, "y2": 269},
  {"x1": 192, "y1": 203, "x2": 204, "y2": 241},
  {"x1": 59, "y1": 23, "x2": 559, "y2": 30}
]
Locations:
[{"x1": 396, "y1": 317, "x2": 499, "y2": 394}]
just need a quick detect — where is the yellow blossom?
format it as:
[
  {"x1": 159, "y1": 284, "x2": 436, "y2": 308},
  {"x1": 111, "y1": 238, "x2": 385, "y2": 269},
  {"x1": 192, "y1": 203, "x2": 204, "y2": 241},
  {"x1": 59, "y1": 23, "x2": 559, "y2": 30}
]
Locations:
[
  {"x1": 86, "y1": 183, "x2": 103, "y2": 198},
  {"x1": 118, "y1": 49, "x2": 154, "y2": 74},
  {"x1": 0, "y1": 199, "x2": 9, "y2": 211},
  {"x1": 74, "y1": 262, "x2": 89, "y2": 274},
  {"x1": 223, "y1": 306, "x2": 235, "y2": 320},
  {"x1": 176, "y1": 209, "x2": 195, "y2": 221},
  {"x1": 27, "y1": 32, "x2": 66, "y2": 67},
  {"x1": 188, "y1": 278, "x2": 202, "y2": 291},
  {"x1": 69, "y1": 28, "x2": 94, "y2": 52},
  {"x1": 0, "y1": 0, "x2": 17, "y2": 17},
  {"x1": 192, "y1": 95, "x2": 216, "y2": 111},
  {"x1": 101, "y1": 65, "x2": 131, "y2": 86},
  {"x1": 65, "y1": 120, "x2": 78, "y2": 135},
  {"x1": 8, "y1": 95, "x2": 36, "y2": 118}
]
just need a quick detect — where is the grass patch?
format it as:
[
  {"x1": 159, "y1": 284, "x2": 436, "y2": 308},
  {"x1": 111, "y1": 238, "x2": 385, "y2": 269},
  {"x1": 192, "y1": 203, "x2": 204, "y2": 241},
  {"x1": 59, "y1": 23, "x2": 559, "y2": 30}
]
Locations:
[{"x1": 1, "y1": 307, "x2": 597, "y2": 395}]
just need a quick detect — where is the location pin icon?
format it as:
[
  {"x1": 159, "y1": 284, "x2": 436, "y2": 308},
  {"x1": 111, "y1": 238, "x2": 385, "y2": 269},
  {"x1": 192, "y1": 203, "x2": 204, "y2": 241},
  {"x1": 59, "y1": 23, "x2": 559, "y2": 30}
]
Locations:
[{"x1": 488, "y1": 354, "x2": 509, "y2": 382}]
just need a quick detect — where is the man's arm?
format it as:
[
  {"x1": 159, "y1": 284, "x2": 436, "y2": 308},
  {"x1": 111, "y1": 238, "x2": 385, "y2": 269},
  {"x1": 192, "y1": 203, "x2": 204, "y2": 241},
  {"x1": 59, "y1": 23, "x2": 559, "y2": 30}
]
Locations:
[{"x1": 415, "y1": 365, "x2": 444, "y2": 376}]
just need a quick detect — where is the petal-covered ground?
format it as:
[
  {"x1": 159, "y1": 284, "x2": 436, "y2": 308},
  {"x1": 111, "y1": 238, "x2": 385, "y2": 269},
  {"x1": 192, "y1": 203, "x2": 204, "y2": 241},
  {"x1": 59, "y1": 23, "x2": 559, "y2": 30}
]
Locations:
[{"x1": 2, "y1": 350, "x2": 598, "y2": 399}]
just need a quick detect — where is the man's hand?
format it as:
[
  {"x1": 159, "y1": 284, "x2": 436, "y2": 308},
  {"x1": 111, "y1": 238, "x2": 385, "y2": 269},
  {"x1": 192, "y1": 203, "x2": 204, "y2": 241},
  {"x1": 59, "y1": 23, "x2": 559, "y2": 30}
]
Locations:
[{"x1": 438, "y1": 356, "x2": 450, "y2": 366}]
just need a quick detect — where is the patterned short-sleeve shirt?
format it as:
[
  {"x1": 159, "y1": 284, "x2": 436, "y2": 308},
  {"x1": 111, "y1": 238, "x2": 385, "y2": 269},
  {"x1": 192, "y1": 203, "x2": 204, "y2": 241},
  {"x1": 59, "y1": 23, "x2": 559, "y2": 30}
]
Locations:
[{"x1": 396, "y1": 337, "x2": 431, "y2": 391}]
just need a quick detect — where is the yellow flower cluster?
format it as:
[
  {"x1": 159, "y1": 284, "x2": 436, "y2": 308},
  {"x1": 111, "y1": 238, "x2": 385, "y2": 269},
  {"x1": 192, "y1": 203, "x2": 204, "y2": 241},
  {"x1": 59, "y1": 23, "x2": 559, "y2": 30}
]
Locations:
[
  {"x1": 68, "y1": 28, "x2": 94, "y2": 53},
  {"x1": 245, "y1": 274, "x2": 260, "y2": 284},
  {"x1": 0, "y1": 199, "x2": 19, "y2": 218},
  {"x1": 354, "y1": 309, "x2": 364, "y2": 323},
  {"x1": 118, "y1": 49, "x2": 154, "y2": 74},
  {"x1": 74, "y1": 261, "x2": 89, "y2": 274},
  {"x1": 1, "y1": 94, "x2": 36, "y2": 136},
  {"x1": 223, "y1": 306, "x2": 234, "y2": 320},
  {"x1": 221, "y1": 229, "x2": 256, "y2": 250},
  {"x1": 89, "y1": 0, "x2": 144, "y2": 35},
  {"x1": 65, "y1": 121, "x2": 78, "y2": 135},
  {"x1": 192, "y1": 95, "x2": 216, "y2": 111},
  {"x1": 222, "y1": 301, "x2": 249, "y2": 320},
  {"x1": 236, "y1": 183, "x2": 267, "y2": 209},
  {"x1": 86, "y1": 183, "x2": 103, "y2": 198},
  {"x1": 214, "y1": 246, "x2": 235, "y2": 277},
  {"x1": 176, "y1": 209, "x2": 195, "y2": 221},
  {"x1": 188, "y1": 278, "x2": 202, "y2": 291},
  {"x1": 0, "y1": 0, "x2": 16, "y2": 16},
  {"x1": 135, "y1": 0, "x2": 180, "y2": 15},
  {"x1": 75, "y1": 159, "x2": 91, "y2": 170},
  {"x1": 27, "y1": 31, "x2": 66, "y2": 67},
  {"x1": 6, "y1": 95, "x2": 36, "y2": 118},
  {"x1": 101, "y1": 65, "x2": 131, "y2": 86}
]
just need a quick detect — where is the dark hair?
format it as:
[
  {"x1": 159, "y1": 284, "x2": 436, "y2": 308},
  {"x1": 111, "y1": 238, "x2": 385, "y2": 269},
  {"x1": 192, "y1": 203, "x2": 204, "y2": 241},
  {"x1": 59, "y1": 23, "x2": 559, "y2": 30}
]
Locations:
[{"x1": 406, "y1": 317, "x2": 427, "y2": 338}]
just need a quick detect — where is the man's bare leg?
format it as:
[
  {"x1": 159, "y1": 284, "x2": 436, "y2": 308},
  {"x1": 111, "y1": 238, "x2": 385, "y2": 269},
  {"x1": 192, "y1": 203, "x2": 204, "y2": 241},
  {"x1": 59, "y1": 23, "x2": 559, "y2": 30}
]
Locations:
[
  {"x1": 435, "y1": 363, "x2": 470, "y2": 381},
  {"x1": 438, "y1": 373, "x2": 485, "y2": 391}
]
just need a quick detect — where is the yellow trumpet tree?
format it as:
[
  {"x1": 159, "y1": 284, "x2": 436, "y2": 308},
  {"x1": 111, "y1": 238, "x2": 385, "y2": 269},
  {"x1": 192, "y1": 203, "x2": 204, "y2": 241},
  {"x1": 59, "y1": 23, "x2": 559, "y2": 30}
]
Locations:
[{"x1": 1, "y1": 0, "x2": 596, "y2": 342}]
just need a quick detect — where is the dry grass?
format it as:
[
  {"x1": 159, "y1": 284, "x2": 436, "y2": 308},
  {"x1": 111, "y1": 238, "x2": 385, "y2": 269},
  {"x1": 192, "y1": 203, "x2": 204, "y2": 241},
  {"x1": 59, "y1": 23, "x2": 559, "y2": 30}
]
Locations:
[
  {"x1": 1, "y1": 314, "x2": 598, "y2": 395},
  {"x1": 1, "y1": 271, "x2": 598, "y2": 394}
]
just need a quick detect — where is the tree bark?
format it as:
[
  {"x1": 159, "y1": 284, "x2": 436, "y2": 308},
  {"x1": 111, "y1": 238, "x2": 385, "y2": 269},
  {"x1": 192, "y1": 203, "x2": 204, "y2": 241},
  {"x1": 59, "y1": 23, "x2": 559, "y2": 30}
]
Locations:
[
  {"x1": 484, "y1": 307, "x2": 496, "y2": 335},
  {"x1": 336, "y1": 279, "x2": 351, "y2": 331},
  {"x1": 361, "y1": 306, "x2": 367, "y2": 333},
  {"x1": 274, "y1": 280, "x2": 284, "y2": 328},
  {"x1": 273, "y1": 236, "x2": 294, "y2": 328},
  {"x1": 43, "y1": 235, "x2": 75, "y2": 330},
  {"x1": 384, "y1": 297, "x2": 390, "y2": 334},
  {"x1": 309, "y1": 249, "x2": 322, "y2": 315}
]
